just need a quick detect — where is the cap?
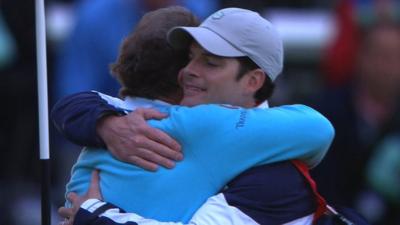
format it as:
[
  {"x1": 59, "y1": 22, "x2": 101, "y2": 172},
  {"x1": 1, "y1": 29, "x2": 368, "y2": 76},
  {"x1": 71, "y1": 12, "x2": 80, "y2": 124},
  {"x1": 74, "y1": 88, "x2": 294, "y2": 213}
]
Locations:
[{"x1": 167, "y1": 8, "x2": 284, "y2": 81}]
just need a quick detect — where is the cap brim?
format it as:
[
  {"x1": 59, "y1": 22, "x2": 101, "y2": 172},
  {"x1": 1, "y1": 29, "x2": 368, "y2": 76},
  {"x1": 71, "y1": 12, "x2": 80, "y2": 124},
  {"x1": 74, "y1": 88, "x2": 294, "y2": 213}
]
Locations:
[{"x1": 168, "y1": 26, "x2": 245, "y2": 57}]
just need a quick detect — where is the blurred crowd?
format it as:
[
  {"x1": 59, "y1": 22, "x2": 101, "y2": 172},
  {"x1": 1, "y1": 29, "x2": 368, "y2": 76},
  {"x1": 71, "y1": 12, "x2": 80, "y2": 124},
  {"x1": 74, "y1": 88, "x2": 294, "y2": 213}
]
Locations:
[{"x1": 0, "y1": 0, "x2": 399, "y2": 224}]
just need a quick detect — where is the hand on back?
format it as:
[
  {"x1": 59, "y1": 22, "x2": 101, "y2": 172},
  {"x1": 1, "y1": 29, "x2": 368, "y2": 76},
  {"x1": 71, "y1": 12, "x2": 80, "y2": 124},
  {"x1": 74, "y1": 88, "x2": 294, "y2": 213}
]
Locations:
[
  {"x1": 58, "y1": 170, "x2": 102, "y2": 225},
  {"x1": 96, "y1": 108, "x2": 183, "y2": 171}
]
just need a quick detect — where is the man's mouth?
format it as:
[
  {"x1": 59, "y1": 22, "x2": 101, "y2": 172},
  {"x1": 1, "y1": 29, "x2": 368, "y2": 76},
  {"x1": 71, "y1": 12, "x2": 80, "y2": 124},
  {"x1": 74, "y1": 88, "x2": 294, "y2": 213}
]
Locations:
[{"x1": 183, "y1": 84, "x2": 206, "y2": 96}]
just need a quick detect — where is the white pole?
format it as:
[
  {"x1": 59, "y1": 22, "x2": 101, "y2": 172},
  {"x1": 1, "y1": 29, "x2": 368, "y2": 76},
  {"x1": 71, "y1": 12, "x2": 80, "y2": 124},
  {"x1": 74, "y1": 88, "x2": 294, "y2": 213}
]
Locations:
[
  {"x1": 35, "y1": 0, "x2": 51, "y2": 224},
  {"x1": 35, "y1": 0, "x2": 49, "y2": 160}
]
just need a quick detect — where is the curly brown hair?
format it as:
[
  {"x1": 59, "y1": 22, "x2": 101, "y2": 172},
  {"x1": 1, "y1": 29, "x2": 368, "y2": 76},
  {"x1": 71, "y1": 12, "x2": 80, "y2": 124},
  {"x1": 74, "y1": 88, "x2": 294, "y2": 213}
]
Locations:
[{"x1": 111, "y1": 6, "x2": 199, "y2": 102}]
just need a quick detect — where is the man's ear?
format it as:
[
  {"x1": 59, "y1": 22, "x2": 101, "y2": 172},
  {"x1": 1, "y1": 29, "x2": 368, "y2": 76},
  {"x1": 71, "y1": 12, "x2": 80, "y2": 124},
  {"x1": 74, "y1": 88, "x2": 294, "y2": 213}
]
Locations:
[{"x1": 244, "y1": 69, "x2": 266, "y2": 93}]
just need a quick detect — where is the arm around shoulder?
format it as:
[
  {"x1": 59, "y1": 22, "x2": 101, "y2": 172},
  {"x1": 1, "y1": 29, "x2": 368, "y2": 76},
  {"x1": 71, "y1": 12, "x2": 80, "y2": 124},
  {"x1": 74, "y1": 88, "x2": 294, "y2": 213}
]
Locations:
[{"x1": 51, "y1": 91, "x2": 125, "y2": 147}]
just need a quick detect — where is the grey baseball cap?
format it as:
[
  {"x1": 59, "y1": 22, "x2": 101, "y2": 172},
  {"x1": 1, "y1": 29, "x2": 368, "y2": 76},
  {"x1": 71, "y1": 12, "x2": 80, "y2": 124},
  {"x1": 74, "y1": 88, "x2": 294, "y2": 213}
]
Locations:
[{"x1": 167, "y1": 7, "x2": 284, "y2": 81}]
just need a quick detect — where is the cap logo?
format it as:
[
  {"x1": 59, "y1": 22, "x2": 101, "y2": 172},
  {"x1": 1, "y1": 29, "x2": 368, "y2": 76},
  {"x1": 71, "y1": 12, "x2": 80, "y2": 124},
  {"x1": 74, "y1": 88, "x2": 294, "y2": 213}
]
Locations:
[{"x1": 211, "y1": 11, "x2": 224, "y2": 20}]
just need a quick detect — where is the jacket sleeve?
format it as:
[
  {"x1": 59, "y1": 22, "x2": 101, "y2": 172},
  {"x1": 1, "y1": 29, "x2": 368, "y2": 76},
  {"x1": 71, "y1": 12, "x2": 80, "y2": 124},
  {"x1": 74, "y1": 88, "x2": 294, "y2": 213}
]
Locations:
[{"x1": 51, "y1": 91, "x2": 126, "y2": 147}]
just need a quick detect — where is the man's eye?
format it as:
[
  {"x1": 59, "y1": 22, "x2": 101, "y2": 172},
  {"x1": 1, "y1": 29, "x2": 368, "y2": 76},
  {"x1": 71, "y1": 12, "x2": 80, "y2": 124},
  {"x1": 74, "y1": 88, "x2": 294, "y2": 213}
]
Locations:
[{"x1": 205, "y1": 59, "x2": 219, "y2": 67}]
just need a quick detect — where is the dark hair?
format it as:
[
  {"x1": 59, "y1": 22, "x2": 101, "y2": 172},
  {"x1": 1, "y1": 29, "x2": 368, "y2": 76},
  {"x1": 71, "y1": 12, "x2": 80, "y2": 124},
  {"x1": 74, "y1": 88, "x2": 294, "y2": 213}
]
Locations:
[
  {"x1": 111, "y1": 6, "x2": 199, "y2": 101},
  {"x1": 236, "y1": 57, "x2": 275, "y2": 103}
]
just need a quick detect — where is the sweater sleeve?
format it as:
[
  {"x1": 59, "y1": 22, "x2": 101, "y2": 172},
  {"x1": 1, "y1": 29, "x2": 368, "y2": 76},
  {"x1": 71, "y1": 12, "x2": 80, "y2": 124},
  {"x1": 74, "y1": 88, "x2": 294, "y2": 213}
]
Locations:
[{"x1": 153, "y1": 104, "x2": 334, "y2": 187}]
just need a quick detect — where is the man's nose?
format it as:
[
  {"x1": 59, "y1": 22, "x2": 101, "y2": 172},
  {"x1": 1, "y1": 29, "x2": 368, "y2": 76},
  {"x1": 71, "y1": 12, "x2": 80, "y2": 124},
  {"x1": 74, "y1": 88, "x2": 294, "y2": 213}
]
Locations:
[{"x1": 182, "y1": 60, "x2": 200, "y2": 79}]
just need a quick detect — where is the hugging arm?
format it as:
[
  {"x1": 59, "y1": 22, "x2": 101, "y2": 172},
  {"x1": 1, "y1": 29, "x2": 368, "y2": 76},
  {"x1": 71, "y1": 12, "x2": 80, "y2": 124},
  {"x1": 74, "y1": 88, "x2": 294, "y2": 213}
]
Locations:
[
  {"x1": 51, "y1": 91, "x2": 182, "y2": 171},
  {"x1": 161, "y1": 104, "x2": 335, "y2": 176}
]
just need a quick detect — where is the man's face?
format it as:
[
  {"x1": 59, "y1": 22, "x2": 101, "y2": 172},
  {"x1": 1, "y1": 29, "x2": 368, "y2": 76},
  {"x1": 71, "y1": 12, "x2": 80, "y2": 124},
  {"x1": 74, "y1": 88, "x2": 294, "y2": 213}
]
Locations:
[{"x1": 179, "y1": 42, "x2": 252, "y2": 107}]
